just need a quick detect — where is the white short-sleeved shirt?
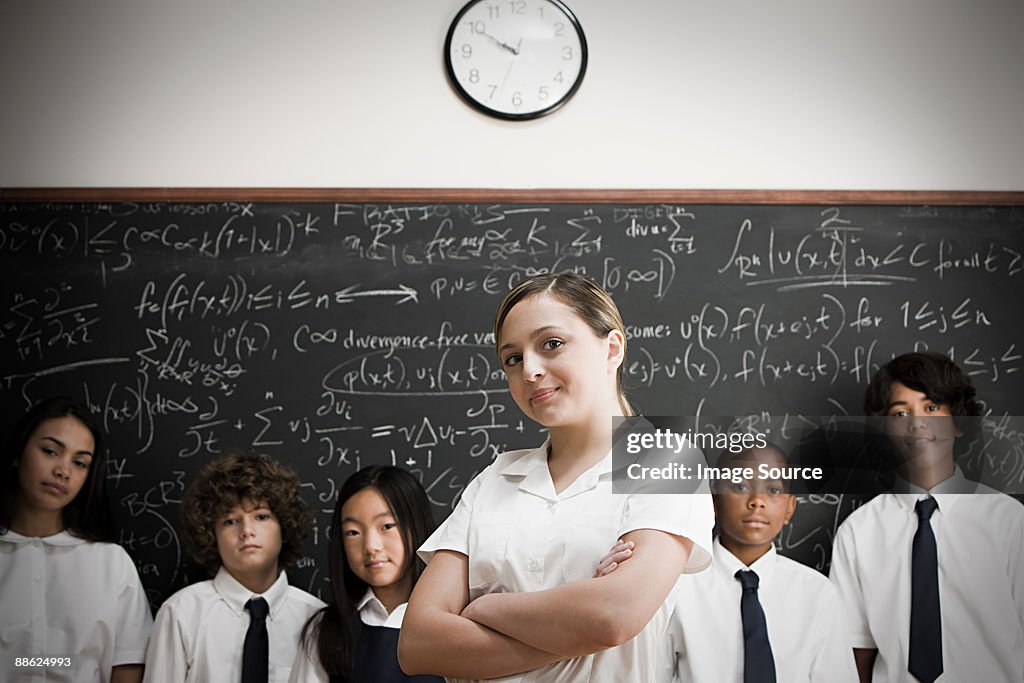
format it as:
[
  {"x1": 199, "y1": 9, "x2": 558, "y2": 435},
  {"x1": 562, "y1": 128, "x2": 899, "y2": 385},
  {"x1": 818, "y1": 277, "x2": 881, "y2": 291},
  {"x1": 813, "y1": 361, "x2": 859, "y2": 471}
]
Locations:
[
  {"x1": 0, "y1": 530, "x2": 153, "y2": 683},
  {"x1": 829, "y1": 469, "x2": 1024, "y2": 683},
  {"x1": 144, "y1": 567, "x2": 324, "y2": 683},
  {"x1": 418, "y1": 439, "x2": 715, "y2": 683},
  {"x1": 665, "y1": 537, "x2": 857, "y2": 682},
  {"x1": 288, "y1": 589, "x2": 410, "y2": 683}
]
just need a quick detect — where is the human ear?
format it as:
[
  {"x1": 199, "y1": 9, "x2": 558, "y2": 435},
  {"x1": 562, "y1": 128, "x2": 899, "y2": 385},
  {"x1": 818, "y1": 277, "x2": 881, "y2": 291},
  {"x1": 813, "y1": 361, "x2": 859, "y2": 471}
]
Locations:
[
  {"x1": 605, "y1": 329, "x2": 625, "y2": 370},
  {"x1": 783, "y1": 495, "x2": 797, "y2": 525}
]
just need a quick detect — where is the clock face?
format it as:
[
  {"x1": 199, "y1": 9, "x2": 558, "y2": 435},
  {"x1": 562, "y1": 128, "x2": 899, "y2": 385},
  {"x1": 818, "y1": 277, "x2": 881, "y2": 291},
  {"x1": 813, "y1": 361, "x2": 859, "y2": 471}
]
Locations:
[{"x1": 445, "y1": 0, "x2": 587, "y2": 120}]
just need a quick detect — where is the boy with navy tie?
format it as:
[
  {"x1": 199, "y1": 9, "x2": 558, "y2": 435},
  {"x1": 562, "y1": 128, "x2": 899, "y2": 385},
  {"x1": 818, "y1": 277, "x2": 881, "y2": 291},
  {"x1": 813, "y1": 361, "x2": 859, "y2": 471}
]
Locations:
[
  {"x1": 662, "y1": 444, "x2": 857, "y2": 682},
  {"x1": 144, "y1": 453, "x2": 324, "y2": 683},
  {"x1": 830, "y1": 352, "x2": 1024, "y2": 682}
]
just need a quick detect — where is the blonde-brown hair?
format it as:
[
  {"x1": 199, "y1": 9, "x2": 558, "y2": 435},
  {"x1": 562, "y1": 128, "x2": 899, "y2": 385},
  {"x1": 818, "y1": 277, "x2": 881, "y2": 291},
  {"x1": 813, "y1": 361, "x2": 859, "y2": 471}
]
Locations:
[{"x1": 493, "y1": 271, "x2": 634, "y2": 416}]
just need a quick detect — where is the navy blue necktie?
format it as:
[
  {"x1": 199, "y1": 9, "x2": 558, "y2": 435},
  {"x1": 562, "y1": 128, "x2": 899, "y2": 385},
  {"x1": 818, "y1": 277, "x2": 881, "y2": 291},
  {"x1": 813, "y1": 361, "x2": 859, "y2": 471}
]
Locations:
[
  {"x1": 736, "y1": 569, "x2": 776, "y2": 683},
  {"x1": 242, "y1": 597, "x2": 269, "y2": 683},
  {"x1": 909, "y1": 497, "x2": 943, "y2": 683}
]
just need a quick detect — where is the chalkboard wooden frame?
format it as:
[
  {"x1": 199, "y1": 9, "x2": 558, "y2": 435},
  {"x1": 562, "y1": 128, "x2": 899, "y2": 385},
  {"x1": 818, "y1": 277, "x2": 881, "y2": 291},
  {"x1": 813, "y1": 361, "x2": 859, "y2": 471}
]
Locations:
[{"x1": 2, "y1": 188, "x2": 1024, "y2": 204}]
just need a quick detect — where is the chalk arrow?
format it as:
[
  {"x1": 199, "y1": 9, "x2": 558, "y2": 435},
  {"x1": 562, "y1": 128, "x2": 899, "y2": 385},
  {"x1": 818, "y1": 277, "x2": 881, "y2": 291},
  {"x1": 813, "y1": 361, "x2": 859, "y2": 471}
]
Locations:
[{"x1": 334, "y1": 284, "x2": 419, "y2": 305}]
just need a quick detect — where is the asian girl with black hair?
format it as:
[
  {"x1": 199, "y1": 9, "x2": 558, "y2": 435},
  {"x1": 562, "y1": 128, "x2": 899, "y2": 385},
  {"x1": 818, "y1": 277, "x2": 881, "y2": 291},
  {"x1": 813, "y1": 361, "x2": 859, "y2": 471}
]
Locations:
[{"x1": 291, "y1": 465, "x2": 441, "y2": 683}]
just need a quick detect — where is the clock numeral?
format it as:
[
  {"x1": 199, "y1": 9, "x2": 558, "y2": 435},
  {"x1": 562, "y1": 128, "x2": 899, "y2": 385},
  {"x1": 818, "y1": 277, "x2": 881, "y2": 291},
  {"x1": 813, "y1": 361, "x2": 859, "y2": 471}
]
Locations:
[
  {"x1": 468, "y1": 69, "x2": 480, "y2": 84},
  {"x1": 509, "y1": 0, "x2": 526, "y2": 14},
  {"x1": 460, "y1": 44, "x2": 473, "y2": 59},
  {"x1": 466, "y1": 19, "x2": 486, "y2": 34},
  {"x1": 487, "y1": 84, "x2": 498, "y2": 100},
  {"x1": 554, "y1": 21, "x2": 565, "y2": 37},
  {"x1": 553, "y1": 71, "x2": 564, "y2": 83},
  {"x1": 489, "y1": 5, "x2": 500, "y2": 19},
  {"x1": 512, "y1": 91, "x2": 523, "y2": 107},
  {"x1": 538, "y1": 86, "x2": 549, "y2": 101},
  {"x1": 562, "y1": 46, "x2": 574, "y2": 61}
]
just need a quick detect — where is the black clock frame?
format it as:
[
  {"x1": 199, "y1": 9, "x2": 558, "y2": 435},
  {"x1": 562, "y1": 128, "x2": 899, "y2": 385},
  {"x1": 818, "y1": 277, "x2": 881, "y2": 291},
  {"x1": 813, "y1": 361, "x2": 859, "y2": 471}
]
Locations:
[{"x1": 443, "y1": 0, "x2": 588, "y2": 121}]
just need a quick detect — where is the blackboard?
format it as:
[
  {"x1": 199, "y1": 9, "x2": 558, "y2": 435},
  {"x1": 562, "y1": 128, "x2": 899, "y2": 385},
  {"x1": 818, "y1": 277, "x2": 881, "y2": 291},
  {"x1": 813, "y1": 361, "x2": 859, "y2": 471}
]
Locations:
[{"x1": 2, "y1": 190, "x2": 1023, "y2": 608}]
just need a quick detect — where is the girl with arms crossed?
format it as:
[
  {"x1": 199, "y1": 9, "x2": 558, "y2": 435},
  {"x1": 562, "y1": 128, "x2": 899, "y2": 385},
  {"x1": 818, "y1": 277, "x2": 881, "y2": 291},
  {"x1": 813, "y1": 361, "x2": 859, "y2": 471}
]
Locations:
[
  {"x1": 399, "y1": 272, "x2": 713, "y2": 682},
  {"x1": 0, "y1": 396, "x2": 152, "y2": 683}
]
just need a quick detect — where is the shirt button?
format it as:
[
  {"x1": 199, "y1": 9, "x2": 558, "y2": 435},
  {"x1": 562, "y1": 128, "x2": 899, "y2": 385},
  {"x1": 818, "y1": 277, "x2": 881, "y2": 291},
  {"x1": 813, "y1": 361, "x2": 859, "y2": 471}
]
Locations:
[{"x1": 528, "y1": 558, "x2": 542, "y2": 572}]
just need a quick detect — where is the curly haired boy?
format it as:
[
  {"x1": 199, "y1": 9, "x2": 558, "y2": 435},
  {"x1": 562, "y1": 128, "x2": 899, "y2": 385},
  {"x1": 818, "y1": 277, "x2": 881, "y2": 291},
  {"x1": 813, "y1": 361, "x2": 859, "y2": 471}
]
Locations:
[{"x1": 144, "y1": 453, "x2": 325, "y2": 683}]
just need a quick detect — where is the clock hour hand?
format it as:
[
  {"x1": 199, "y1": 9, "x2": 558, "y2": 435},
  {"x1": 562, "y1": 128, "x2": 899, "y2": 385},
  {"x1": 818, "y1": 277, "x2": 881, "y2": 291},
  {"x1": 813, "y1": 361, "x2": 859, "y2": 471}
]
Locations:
[{"x1": 482, "y1": 30, "x2": 520, "y2": 56}]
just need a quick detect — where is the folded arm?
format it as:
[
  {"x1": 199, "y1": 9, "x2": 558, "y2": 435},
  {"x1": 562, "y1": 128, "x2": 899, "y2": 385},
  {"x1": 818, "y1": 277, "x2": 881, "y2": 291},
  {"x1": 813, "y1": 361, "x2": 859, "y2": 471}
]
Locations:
[
  {"x1": 461, "y1": 528, "x2": 692, "y2": 656},
  {"x1": 398, "y1": 550, "x2": 566, "y2": 679}
]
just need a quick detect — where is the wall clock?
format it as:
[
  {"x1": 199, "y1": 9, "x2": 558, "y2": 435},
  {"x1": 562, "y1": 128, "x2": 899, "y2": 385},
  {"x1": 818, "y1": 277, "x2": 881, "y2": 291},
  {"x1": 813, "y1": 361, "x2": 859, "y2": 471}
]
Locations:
[{"x1": 444, "y1": 0, "x2": 588, "y2": 120}]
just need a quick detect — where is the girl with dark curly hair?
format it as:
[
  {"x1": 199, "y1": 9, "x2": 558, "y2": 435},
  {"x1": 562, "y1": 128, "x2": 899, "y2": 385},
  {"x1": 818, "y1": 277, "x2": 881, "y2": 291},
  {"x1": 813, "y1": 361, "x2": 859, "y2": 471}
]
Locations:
[{"x1": 144, "y1": 452, "x2": 324, "y2": 683}]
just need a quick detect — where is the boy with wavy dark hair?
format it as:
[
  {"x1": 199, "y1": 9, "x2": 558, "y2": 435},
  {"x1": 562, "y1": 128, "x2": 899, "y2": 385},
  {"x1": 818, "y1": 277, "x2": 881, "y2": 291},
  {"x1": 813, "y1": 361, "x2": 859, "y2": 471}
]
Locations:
[
  {"x1": 830, "y1": 352, "x2": 1024, "y2": 683},
  {"x1": 145, "y1": 453, "x2": 324, "y2": 683}
]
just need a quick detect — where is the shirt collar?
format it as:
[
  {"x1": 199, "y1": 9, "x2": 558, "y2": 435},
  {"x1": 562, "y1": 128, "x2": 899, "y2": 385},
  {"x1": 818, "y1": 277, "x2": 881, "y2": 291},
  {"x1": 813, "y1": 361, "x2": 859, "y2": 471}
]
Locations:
[
  {"x1": 498, "y1": 437, "x2": 613, "y2": 500},
  {"x1": 892, "y1": 466, "x2": 977, "y2": 512},
  {"x1": 497, "y1": 439, "x2": 550, "y2": 477},
  {"x1": 213, "y1": 566, "x2": 290, "y2": 618},
  {"x1": 356, "y1": 588, "x2": 408, "y2": 626},
  {"x1": 356, "y1": 588, "x2": 377, "y2": 611},
  {"x1": 712, "y1": 536, "x2": 778, "y2": 587},
  {"x1": 0, "y1": 530, "x2": 86, "y2": 546}
]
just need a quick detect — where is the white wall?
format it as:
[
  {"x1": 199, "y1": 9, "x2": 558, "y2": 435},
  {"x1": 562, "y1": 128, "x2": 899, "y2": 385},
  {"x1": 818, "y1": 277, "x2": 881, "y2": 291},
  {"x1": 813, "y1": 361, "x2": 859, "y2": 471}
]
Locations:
[{"x1": 2, "y1": 0, "x2": 1023, "y2": 190}]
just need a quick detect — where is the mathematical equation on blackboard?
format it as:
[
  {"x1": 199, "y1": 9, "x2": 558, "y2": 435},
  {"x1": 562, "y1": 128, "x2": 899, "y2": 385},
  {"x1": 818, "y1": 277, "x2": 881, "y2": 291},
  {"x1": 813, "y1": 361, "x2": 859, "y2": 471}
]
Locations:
[{"x1": 2, "y1": 200, "x2": 1022, "y2": 602}]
